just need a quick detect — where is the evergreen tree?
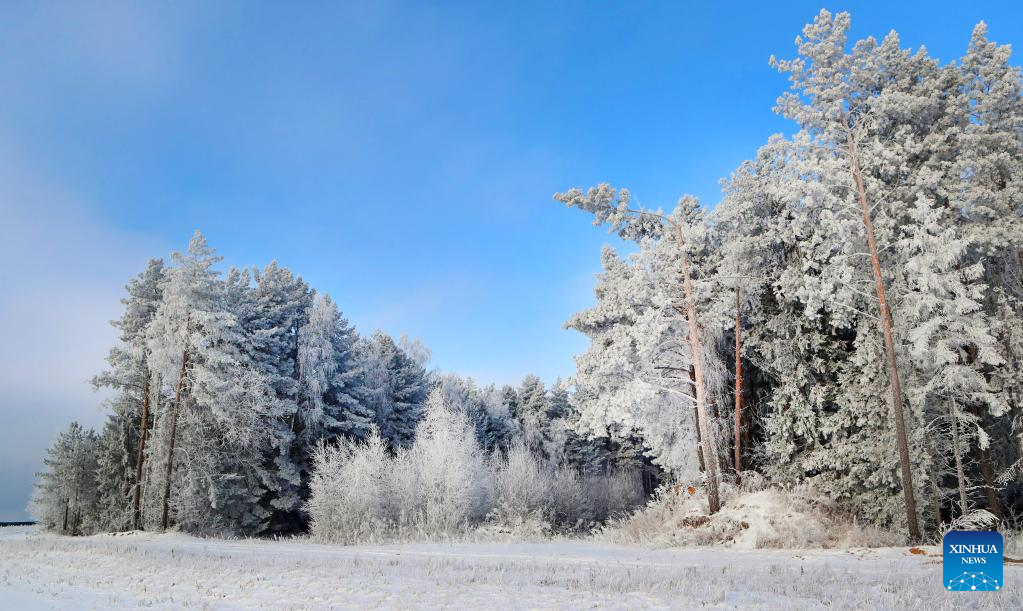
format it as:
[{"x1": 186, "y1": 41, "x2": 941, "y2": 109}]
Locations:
[
  {"x1": 29, "y1": 423, "x2": 100, "y2": 535},
  {"x1": 357, "y1": 331, "x2": 430, "y2": 449},
  {"x1": 91, "y1": 258, "x2": 165, "y2": 530}
]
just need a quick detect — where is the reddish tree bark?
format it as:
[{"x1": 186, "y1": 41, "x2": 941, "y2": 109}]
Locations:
[
  {"x1": 677, "y1": 226, "x2": 720, "y2": 513},
  {"x1": 161, "y1": 315, "x2": 191, "y2": 531},
  {"x1": 848, "y1": 134, "x2": 920, "y2": 542}
]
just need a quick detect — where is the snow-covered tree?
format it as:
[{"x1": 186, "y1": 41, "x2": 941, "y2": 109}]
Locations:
[
  {"x1": 144, "y1": 232, "x2": 280, "y2": 535},
  {"x1": 29, "y1": 423, "x2": 100, "y2": 535},
  {"x1": 91, "y1": 258, "x2": 164, "y2": 529},
  {"x1": 357, "y1": 331, "x2": 430, "y2": 449},
  {"x1": 557, "y1": 187, "x2": 726, "y2": 511}
]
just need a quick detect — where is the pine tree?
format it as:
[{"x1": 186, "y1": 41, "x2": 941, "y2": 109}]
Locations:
[
  {"x1": 29, "y1": 423, "x2": 100, "y2": 535},
  {"x1": 557, "y1": 185, "x2": 726, "y2": 511},
  {"x1": 91, "y1": 258, "x2": 164, "y2": 530},
  {"x1": 357, "y1": 331, "x2": 430, "y2": 449}
]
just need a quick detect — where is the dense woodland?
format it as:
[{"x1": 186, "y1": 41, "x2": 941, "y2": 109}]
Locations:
[{"x1": 32, "y1": 11, "x2": 1023, "y2": 543}]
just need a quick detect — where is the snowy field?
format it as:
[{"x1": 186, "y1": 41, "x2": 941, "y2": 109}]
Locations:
[{"x1": 0, "y1": 525, "x2": 1019, "y2": 609}]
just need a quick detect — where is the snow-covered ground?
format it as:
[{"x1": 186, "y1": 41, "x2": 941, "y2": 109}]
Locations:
[{"x1": 0, "y1": 525, "x2": 1018, "y2": 609}]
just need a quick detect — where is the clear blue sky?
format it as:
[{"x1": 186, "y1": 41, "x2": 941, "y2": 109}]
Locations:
[{"x1": 2, "y1": 1, "x2": 1020, "y2": 520}]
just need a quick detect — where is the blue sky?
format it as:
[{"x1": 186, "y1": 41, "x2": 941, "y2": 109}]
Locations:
[{"x1": 1, "y1": 1, "x2": 1020, "y2": 520}]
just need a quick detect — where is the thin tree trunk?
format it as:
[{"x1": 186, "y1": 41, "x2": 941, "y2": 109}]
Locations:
[
  {"x1": 72, "y1": 489, "x2": 81, "y2": 536},
  {"x1": 677, "y1": 226, "x2": 720, "y2": 513},
  {"x1": 930, "y1": 467, "x2": 943, "y2": 532},
  {"x1": 161, "y1": 316, "x2": 191, "y2": 531},
  {"x1": 62, "y1": 498, "x2": 69, "y2": 533},
  {"x1": 848, "y1": 136, "x2": 920, "y2": 542},
  {"x1": 132, "y1": 368, "x2": 151, "y2": 530},
  {"x1": 948, "y1": 398, "x2": 969, "y2": 517},
  {"x1": 977, "y1": 444, "x2": 1003, "y2": 523},
  {"x1": 1001, "y1": 312, "x2": 1020, "y2": 415},
  {"x1": 734, "y1": 287, "x2": 744, "y2": 478},
  {"x1": 968, "y1": 402, "x2": 1004, "y2": 523},
  {"x1": 690, "y1": 366, "x2": 705, "y2": 473}
]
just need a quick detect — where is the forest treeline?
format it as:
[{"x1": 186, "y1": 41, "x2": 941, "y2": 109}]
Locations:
[
  {"x1": 30, "y1": 235, "x2": 653, "y2": 537},
  {"x1": 32, "y1": 11, "x2": 1023, "y2": 543}
]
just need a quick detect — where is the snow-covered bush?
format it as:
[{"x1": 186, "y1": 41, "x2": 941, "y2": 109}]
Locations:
[
  {"x1": 309, "y1": 390, "x2": 495, "y2": 542},
  {"x1": 1006, "y1": 529, "x2": 1023, "y2": 559},
  {"x1": 587, "y1": 470, "x2": 646, "y2": 522},
  {"x1": 391, "y1": 392, "x2": 493, "y2": 538},
  {"x1": 549, "y1": 466, "x2": 591, "y2": 527},
  {"x1": 490, "y1": 443, "x2": 550, "y2": 527},
  {"x1": 307, "y1": 389, "x2": 646, "y2": 543},
  {"x1": 306, "y1": 433, "x2": 390, "y2": 544}
]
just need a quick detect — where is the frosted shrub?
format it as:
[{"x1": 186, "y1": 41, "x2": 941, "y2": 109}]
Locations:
[
  {"x1": 586, "y1": 469, "x2": 645, "y2": 522},
  {"x1": 306, "y1": 390, "x2": 653, "y2": 543},
  {"x1": 306, "y1": 434, "x2": 389, "y2": 544},
  {"x1": 549, "y1": 466, "x2": 591, "y2": 527},
  {"x1": 606, "y1": 470, "x2": 646, "y2": 517},
  {"x1": 488, "y1": 443, "x2": 551, "y2": 531},
  {"x1": 393, "y1": 392, "x2": 493, "y2": 538}
]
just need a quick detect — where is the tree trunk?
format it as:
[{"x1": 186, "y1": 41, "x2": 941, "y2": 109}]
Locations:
[
  {"x1": 72, "y1": 489, "x2": 81, "y2": 536},
  {"x1": 677, "y1": 226, "x2": 720, "y2": 513},
  {"x1": 930, "y1": 466, "x2": 943, "y2": 532},
  {"x1": 848, "y1": 136, "x2": 920, "y2": 542},
  {"x1": 62, "y1": 498, "x2": 69, "y2": 533},
  {"x1": 132, "y1": 368, "x2": 151, "y2": 530},
  {"x1": 161, "y1": 316, "x2": 191, "y2": 531},
  {"x1": 734, "y1": 287, "x2": 744, "y2": 478},
  {"x1": 967, "y1": 403, "x2": 1004, "y2": 524},
  {"x1": 1001, "y1": 312, "x2": 1020, "y2": 416},
  {"x1": 948, "y1": 398, "x2": 969, "y2": 517},
  {"x1": 977, "y1": 443, "x2": 1003, "y2": 523},
  {"x1": 690, "y1": 366, "x2": 705, "y2": 473}
]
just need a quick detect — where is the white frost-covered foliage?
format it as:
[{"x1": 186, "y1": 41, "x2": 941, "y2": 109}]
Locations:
[
  {"x1": 308, "y1": 390, "x2": 489, "y2": 541},
  {"x1": 565, "y1": 233, "x2": 727, "y2": 477},
  {"x1": 307, "y1": 390, "x2": 645, "y2": 543},
  {"x1": 36, "y1": 231, "x2": 438, "y2": 538},
  {"x1": 29, "y1": 423, "x2": 100, "y2": 535},
  {"x1": 390, "y1": 391, "x2": 493, "y2": 537},
  {"x1": 40, "y1": 232, "x2": 632, "y2": 539},
  {"x1": 357, "y1": 331, "x2": 431, "y2": 450},
  {"x1": 305, "y1": 434, "x2": 390, "y2": 544},
  {"x1": 560, "y1": 9, "x2": 1023, "y2": 537}
]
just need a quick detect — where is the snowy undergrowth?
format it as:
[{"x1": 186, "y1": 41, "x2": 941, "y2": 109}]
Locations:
[
  {"x1": 306, "y1": 391, "x2": 645, "y2": 544},
  {"x1": 601, "y1": 472, "x2": 900, "y2": 549}
]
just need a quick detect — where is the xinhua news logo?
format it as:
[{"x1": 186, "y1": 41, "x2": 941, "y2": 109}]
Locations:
[{"x1": 942, "y1": 530, "x2": 1003, "y2": 592}]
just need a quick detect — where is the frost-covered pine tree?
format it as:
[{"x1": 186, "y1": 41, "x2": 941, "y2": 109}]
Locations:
[
  {"x1": 29, "y1": 423, "x2": 100, "y2": 535},
  {"x1": 286, "y1": 293, "x2": 373, "y2": 526},
  {"x1": 357, "y1": 331, "x2": 430, "y2": 449},
  {"x1": 513, "y1": 375, "x2": 549, "y2": 457},
  {"x1": 557, "y1": 187, "x2": 727, "y2": 510},
  {"x1": 91, "y1": 258, "x2": 164, "y2": 530},
  {"x1": 145, "y1": 232, "x2": 280, "y2": 535},
  {"x1": 240, "y1": 262, "x2": 314, "y2": 532}
]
